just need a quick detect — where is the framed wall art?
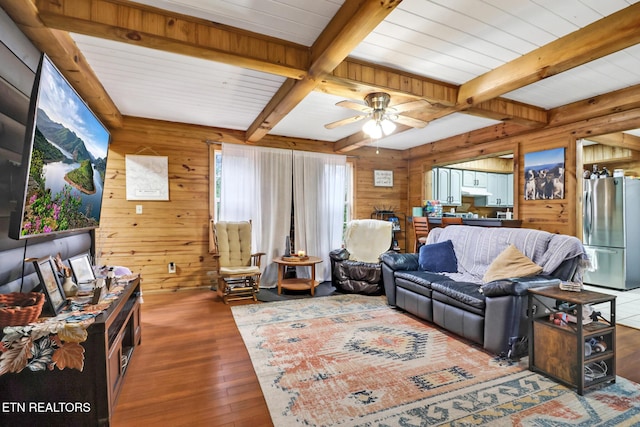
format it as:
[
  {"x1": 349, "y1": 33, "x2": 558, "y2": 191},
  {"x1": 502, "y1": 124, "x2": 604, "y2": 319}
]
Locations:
[
  {"x1": 125, "y1": 154, "x2": 169, "y2": 201},
  {"x1": 69, "y1": 253, "x2": 95, "y2": 284},
  {"x1": 523, "y1": 147, "x2": 565, "y2": 200},
  {"x1": 33, "y1": 256, "x2": 67, "y2": 314},
  {"x1": 374, "y1": 170, "x2": 393, "y2": 187}
]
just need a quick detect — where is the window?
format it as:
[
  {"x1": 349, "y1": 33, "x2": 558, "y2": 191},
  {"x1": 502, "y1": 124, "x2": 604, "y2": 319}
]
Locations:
[{"x1": 344, "y1": 161, "x2": 354, "y2": 231}]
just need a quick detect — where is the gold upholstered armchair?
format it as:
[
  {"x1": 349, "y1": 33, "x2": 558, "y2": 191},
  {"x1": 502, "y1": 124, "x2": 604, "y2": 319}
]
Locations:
[{"x1": 211, "y1": 220, "x2": 265, "y2": 304}]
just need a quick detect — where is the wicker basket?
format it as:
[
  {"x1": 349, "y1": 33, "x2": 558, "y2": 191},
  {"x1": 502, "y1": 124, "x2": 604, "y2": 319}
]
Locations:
[{"x1": 0, "y1": 292, "x2": 45, "y2": 328}]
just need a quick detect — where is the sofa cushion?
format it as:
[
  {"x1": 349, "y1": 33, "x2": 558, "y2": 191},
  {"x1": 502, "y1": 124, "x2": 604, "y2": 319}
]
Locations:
[
  {"x1": 395, "y1": 270, "x2": 447, "y2": 288},
  {"x1": 481, "y1": 276, "x2": 561, "y2": 297},
  {"x1": 431, "y1": 281, "x2": 486, "y2": 313},
  {"x1": 418, "y1": 240, "x2": 458, "y2": 273},
  {"x1": 395, "y1": 271, "x2": 447, "y2": 298},
  {"x1": 483, "y1": 244, "x2": 542, "y2": 283}
]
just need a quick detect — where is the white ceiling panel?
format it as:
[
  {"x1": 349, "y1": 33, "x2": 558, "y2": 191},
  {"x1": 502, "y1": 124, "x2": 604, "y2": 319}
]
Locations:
[
  {"x1": 375, "y1": 113, "x2": 502, "y2": 151},
  {"x1": 71, "y1": 34, "x2": 285, "y2": 129},
  {"x1": 350, "y1": 0, "x2": 637, "y2": 85},
  {"x1": 271, "y1": 92, "x2": 367, "y2": 142},
  {"x1": 503, "y1": 44, "x2": 640, "y2": 109},
  {"x1": 132, "y1": 0, "x2": 344, "y2": 46}
]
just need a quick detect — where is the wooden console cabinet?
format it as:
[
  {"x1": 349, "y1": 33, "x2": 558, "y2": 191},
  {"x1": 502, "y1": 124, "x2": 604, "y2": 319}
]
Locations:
[
  {"x1": 528, "y1": 286, "x2": 616, "y2": 395},
  {"x1": 0, "y1": 278, "x2": 142, "y2": 426}
]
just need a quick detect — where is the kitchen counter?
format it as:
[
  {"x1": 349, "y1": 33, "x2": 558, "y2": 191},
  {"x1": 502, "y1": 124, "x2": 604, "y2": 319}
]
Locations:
[{"x1": 428, "y1": 217, "x2": 522, "y2": 228}]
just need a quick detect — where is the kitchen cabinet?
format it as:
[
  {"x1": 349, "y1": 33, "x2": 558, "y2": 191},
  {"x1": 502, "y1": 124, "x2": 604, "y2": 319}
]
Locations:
[
  {"x1": 462, "y1": 170, "x2": 488, "y2": 188},
  {"x1": 433, "y1": 168, "x2": 462, "y2": 206},
  {"x1": 485, "y1": 173, "x2": 513, "y2": 207}
]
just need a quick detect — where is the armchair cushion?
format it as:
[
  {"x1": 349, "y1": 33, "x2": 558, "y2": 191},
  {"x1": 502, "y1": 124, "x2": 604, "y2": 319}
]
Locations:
[
  {"x1": 418, "y1": 240, "x2": 458, "y2": 273},
  {"x1": 215, "y1": 221, "x2": 253, "y2": 267},
  {"x1": 219, "y1": 265, "x2": 261, "y2": 276}
]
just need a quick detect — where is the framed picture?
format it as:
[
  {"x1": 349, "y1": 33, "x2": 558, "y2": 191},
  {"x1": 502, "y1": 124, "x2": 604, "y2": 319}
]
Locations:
[
  {"x1": 374, "y1": 170, "x2": 393, "y2": 187},
  {"x1": 33, "y1": 256, "x2": 67, "y2": 314},
  {"x1": 69, "y1": 253, "x2": 95, "y2": 284},
  {"x1": 523, "y1": 147, "x2": 565, "y2": 200}
]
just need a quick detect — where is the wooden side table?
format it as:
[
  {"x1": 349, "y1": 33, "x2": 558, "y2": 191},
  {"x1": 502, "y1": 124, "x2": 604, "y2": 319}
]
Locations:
[
  {"x1": 273, "y1": 256, "x2": 323, "y2": 296},
  {"x1": 528, "y1": 285, "x2": 616, "y2": 395}
]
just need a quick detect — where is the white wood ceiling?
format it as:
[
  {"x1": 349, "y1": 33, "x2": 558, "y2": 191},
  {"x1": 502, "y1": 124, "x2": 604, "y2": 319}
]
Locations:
[{"x1": 69, "y1": 0, "x2": 640, "y2": 150}]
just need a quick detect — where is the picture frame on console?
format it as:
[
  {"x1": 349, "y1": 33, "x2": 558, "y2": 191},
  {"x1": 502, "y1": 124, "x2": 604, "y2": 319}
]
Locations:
[
  {"x1": 69, "y1": 253, "x2": 95, "y2": 284},
  {"x1": 33, "y1": 256, "x2": 66, "y2": 314}
]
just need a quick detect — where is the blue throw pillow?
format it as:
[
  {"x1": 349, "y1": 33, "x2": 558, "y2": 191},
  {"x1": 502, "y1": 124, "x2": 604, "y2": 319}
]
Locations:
[{"x1": 418, "y1": 240, "x2": 458, "y2": 273}]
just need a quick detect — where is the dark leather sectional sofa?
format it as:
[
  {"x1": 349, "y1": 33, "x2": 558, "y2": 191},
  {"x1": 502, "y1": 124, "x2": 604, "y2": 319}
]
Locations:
[{"x1": 381, "y1": 225, "x2": 588, "y2": 357}]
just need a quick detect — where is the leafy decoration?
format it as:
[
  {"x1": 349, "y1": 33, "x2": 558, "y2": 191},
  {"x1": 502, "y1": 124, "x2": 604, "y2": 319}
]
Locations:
[
  {"x1": 0, "y1": 336, "x2": 33, "y2": 375},
  {"x1": 53, "y1": 342, "x2": 85, "y2": 371},
  {"x1": 26, "y1": 336, "x2": 55, "y2": 371},
  {"x1": 58, "y1": 324, "x2": 88, "y2": 343}
]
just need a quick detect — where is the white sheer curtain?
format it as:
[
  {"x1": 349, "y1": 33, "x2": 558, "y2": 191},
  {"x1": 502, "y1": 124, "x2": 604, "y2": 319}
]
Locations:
[
  {"x1": 219, "y1": 143, "x2": 292, "y2": 287},
  {"x1": 293, "y1": 151, "x2": 347, "y2": 282}
]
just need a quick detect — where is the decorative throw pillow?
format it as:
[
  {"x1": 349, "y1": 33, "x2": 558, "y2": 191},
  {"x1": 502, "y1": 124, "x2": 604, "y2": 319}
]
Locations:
[
  {"x1": 483, "y1": 244, "x2": 542, "y2": 283},
  {"x1": 418, "y1": 240, "x2": 458, "y2": 273}
]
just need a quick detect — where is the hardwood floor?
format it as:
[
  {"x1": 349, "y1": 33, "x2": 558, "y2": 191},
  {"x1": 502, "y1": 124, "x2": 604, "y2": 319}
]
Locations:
[
  {"x1": 111, "y1": 289, "x2": 272, "y2": 427},
  {"x1": 112, "y1": 289, "x2": 640, "y2": 426}
]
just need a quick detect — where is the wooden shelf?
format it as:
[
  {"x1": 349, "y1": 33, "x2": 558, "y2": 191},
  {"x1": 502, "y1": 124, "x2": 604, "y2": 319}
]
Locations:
[
  {"x1": 0, "y1": 278, "x2": 142, "y2": 425},
  {"x1": 280, "y1": 278, "x2": 319, "y2": 292},
  {"x1": 528, "y1": 286, "x2": 616, "y2": 395}
]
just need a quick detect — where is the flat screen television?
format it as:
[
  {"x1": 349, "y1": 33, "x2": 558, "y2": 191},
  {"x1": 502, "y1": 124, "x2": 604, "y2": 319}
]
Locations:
[{"x1": 9, "y1": 53, "x2": 111, "y2": 240}]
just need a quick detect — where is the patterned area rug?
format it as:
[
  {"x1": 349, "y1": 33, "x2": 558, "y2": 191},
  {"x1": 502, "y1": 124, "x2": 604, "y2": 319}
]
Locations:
[{"x1": 232, "y1": 295, "x2": 640, "y2": 426}]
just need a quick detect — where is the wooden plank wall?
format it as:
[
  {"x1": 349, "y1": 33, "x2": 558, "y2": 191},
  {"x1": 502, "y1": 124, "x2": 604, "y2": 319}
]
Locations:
[
  {"x1": 351, "y1": 151, "x2": 409, "y2": 252},
  {"x1": 408, "y1": 109, "x2": 640, "y2": 237},
  {"x1": 97, "y1": 109, "x2": 640, "y2": 292},
  {"x1": 97, "y1": 116, "x2": 411, "y2": 291},
  {"x1": 97, "y1": 116, "x2": 216, "y2": 292}
]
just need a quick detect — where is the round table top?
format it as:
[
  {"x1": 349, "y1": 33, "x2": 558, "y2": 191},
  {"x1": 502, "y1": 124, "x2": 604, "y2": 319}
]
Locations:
[{"x1": 273, "y1": 255, "x2": 323, "y2": 266}]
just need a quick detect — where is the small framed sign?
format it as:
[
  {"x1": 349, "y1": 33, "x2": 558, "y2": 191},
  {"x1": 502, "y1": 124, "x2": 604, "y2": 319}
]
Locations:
[{"x1": 374, "y1": 170, "x2": 393, "y2": 187}]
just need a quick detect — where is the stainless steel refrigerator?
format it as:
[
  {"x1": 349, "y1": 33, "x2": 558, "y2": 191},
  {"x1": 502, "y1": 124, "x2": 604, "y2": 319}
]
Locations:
[{"x1": 583, "y1": 177, "x2": 640, "y2": 290}]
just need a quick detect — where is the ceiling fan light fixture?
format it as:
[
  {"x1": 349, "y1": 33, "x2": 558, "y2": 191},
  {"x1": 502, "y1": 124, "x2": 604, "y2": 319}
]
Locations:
[
  {"x1": 363, "y1": 118, "x2": 382, "y2": 139},
  {"x1": 381, "y1": 118, "x2": 396, "y2": 135},
  {"x1": 362, "y1": 116, "x2": 395, "y2": 139}
]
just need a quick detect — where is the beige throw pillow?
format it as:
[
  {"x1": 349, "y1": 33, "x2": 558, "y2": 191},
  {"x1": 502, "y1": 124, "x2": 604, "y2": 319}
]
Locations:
[{"x1": 483, "y1": 244, "x2": 542, "y2": 283}]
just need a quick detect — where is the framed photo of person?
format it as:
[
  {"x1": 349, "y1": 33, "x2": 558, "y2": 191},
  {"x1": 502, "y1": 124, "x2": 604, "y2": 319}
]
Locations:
[
  {"x1": 33, "y1": 256, "x2": 67, "y2": 314},
  {"x1": 69, "y1": 253, "x2": 95, "y2": 284}
]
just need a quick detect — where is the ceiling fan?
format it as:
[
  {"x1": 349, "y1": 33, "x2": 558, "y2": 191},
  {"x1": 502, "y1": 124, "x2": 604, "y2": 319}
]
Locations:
[{"x1": 324, "y1": 92, "x2": 429, "y2": 139}]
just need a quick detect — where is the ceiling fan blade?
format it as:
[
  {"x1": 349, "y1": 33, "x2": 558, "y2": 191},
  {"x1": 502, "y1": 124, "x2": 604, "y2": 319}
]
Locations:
[
  {"x1": 336, "y1": 100, "x2": 372, "y2": 113},
  {"x1": 325, "y1": 115, "x2": 367, "y2": 129},
  {"x1": 391, "y1": 99, "x2": 431, "y2": 113},
  {"x1": 393, "y1": 115, "x2": 429, "y2": 129}
]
